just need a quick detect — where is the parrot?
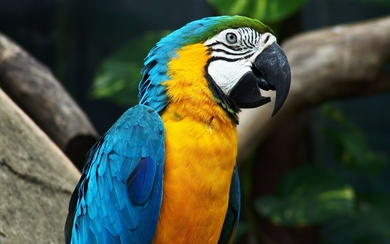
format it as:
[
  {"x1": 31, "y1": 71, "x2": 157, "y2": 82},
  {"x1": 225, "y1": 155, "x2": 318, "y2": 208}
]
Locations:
[{"x1": 64, "y1": 15, "x2": 291, "y2": 244}]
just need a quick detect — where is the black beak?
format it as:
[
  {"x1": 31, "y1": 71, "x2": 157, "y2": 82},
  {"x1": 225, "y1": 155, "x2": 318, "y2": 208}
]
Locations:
[{"x1": 229, "y1": 42, "x2": 291, "y2": 116}]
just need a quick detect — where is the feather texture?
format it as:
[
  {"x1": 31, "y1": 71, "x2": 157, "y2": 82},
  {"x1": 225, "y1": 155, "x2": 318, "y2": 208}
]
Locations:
[
  {"x1": 65, "y1": 105, "x2": 165, "y2": 244},
  {"x1": 218, "y1": 166, "x2": 241, "y2": 244}
]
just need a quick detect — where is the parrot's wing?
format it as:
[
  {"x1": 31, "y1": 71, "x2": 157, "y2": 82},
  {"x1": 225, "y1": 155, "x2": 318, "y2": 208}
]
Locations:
[
  {"x1": 219, "y1": 165, "x2": 241, "y2": 244},
  {"x1": 65, "y1": 104, "x2": 165, "y2": 244}
]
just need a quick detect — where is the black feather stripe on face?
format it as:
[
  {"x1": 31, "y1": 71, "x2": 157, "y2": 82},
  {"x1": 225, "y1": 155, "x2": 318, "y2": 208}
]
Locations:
[{"x1": 204, "y1": 61, "x2": 240, "y2": 124}]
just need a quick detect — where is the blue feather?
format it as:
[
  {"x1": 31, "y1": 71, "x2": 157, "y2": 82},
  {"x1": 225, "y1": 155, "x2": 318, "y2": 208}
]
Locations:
[
  {"x1": 65, "y1": 105, "x2": 165, "y2": 244},
  {"x1": 219, "y1": 165, "x2": 241, "y2": 244},
  {"x1": 89, "y1": 214, "x2": 102, "y2": 234},
  {"x1": 127, "y1": 157, "x2": 157, "y2": 206}
]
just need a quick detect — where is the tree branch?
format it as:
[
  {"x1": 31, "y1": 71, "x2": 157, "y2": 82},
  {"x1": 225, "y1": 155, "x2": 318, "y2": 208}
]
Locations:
[
  {"x1": 237, "y1": 15, "x2": 390, "y2": 164},
  {"x1": 0, "y1": 34, "x2": 99, "y2": 168},
  {"x1": 0, "y1": 89, "x2": 80, "y2": 243}
]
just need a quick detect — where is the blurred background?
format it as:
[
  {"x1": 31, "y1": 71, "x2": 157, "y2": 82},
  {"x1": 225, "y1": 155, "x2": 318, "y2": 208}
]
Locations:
[{"x1": 0, "y1": 0, "x2": 389, "y2": 243}]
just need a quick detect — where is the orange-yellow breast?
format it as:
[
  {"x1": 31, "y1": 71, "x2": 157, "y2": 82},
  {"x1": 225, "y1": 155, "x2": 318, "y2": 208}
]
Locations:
[{"x1": 152, "y1": 44, "x2": 238, "y2": 243}]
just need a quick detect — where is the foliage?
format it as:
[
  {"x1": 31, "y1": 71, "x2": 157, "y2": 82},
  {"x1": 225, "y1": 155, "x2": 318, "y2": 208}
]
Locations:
[
  {"x1": 256, "y1": 165, "x2": 355, "y2": 227},
  {"x1": 323, "y1": 192, "x2": 390, "y2": 243},
  {"x1": 255, "y1": 103, "x2": 390, "y2": 243},
  {"x1": 207, "y1": 0, "x2": 308, "y2": 23},
  {"x1": 319, "y1": 104, "x2": 388, "y2": 177},
  {"x1": 90, "y1": 31, "x2": 170, "y2": 107}
]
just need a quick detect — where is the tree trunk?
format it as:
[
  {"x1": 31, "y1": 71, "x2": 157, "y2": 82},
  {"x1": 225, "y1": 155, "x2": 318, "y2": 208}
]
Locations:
[
  {"x1": 0, "y1": 89, "x2": 80, "y2": 243},
  {"x1": 0, "y1": 33, "x2": 99, "y2": 169}
]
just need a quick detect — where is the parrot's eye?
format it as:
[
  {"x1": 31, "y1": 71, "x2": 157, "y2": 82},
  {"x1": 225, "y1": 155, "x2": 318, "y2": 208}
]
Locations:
[{"x1": 225, "y1": 32, "x2": 238, "y2": 44}]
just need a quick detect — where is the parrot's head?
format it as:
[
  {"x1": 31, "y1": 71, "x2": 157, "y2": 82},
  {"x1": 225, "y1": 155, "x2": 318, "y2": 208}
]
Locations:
[{"x1": 139, "y1": 15, "x2": 291, "y2": 120}]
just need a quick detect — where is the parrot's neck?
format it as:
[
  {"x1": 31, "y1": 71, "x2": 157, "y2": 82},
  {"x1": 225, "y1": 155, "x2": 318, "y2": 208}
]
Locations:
[
  {"x1": 153, "y1": 43, "x2": 238, "y2": 243},
  {"x1": 162, "y1": 43, "x2": 236, "y2": 127}
]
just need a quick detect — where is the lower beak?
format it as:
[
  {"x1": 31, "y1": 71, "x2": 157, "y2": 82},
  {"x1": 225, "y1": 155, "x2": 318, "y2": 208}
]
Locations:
[{"x1": 229, "y1": 42, "x2": 291, "y2": 116}]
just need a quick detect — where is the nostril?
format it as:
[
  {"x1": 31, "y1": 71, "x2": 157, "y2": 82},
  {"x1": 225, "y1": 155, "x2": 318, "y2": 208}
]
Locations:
[{"x1": 264, "y1": 34, "x2": 270, "y2": 44}]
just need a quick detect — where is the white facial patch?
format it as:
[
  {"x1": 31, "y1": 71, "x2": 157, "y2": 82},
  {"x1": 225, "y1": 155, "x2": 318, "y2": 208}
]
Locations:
[
  {"x1": 204, "y1": 28, "x2": 277, "y2": 95},
  {"x1": 207, "y1": 59, "x2": 251, "y2": 95}
]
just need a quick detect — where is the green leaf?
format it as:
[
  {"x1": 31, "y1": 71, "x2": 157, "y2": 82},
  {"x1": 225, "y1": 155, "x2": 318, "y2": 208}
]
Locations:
[
  {"x1": 323, "y1": 192, "x2": 390, "y2": 243},
  {"x1": 255, "y1": 165, "x2": 355, "y2": 227},
  {"x1": 320, "y1": 103, "x2": 389, "y2": 177},
  {"x1": 90, "y1": 30, "x2": 171, "y2": 106},
  {"x1": 207, "y1": 0, "x2": 309, "y2": 23}
]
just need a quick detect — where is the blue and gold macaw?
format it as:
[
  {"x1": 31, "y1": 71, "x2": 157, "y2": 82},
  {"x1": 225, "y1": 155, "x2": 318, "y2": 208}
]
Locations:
[{"x1": 65, "y1": 15, "x2": 290, "y2": 244}]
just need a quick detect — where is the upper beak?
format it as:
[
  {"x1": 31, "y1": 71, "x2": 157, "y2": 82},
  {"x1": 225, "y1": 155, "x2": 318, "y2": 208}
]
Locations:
[
  {"x1": 229, "y1": 42, "x2": 291, "y2": 116},
  {"x1": 255, "y1": 42, "x2": 291, "y2": 116}
]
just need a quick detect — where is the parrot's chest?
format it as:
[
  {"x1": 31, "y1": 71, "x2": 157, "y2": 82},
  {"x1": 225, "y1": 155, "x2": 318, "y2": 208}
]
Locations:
[{"x1": 153, "y1": 111, "x2": 238, "y2": 243}]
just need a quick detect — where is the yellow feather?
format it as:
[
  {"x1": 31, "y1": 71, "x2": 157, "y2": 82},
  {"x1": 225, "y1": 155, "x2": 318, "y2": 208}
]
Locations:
[{"x1": 152, "y1": 44, "x2": 238, "y2": 243}]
